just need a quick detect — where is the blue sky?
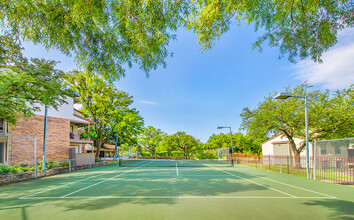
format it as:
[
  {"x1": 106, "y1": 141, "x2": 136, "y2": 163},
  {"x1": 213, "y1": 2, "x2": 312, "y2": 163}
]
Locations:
[{"x1": 23, "y1": 24, "x2": 354, "y2": 143}]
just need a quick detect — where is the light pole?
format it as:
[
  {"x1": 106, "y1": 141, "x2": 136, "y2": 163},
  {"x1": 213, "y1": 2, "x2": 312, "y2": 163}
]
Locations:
[
  {"x1": 274, "y1": 92, "x2": 310, "y2": 179},
  {"x1": 217, "y1": 126, "x2": 235, "y2": 167},
  {"x1": 115, "y1": 130, "x2": 118, "y2": 162}
]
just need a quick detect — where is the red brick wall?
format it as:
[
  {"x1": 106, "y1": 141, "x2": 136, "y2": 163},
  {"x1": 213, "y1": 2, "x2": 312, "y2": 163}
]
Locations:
[{"x1": 8, "y1": 115, "x2": 70, "y2": 165}]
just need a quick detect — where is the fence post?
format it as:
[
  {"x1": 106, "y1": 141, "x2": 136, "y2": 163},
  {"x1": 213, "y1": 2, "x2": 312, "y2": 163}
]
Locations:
[
  {"x1": 104, "y1": 157, "x2": 106, "y2": 165},
  {"x1": 90, "y1": 157, "x2": 92, "y2": 168},
  {"x1": 260, "y1": 156, "x2": 262, "y2": 169},
  {"x1": 287, "y1": 155, "x2": 289, "y2": 174},
  {"x1": 314, "y1": 140, "x2": 316, "y2": 180},
  {"x1": 280, "y1": 164, "x2": 282, "y2": 173},
  {"x1": 69, "y1": 160, "x2": 71, "y2": 172},
  {"x1": 269, "y1": 155, "x2": 270, "y2": 171}
]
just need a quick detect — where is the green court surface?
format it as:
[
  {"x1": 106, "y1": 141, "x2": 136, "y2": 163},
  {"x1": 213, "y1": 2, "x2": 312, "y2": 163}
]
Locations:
[{"x1": 0, "y1": 161, "x2": 353, "y2": 220}]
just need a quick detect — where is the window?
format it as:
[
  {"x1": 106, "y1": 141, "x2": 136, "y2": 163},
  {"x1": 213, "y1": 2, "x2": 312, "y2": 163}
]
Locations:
[
  {"x1": 0, "y1": 142, "x2": 7, "y2": 164},
  {"x1": 320, "y1": 146, "x2": 327, "y2": 155},
  {"x1": 0, "y1": 119, "x2": 3, "y2": 133},
  {"x1": 319, "y1": 143, "x2": 327, "y2": 155},
  {"x1": 335, "y1": 147, "x2": 341, "y2": 154}
]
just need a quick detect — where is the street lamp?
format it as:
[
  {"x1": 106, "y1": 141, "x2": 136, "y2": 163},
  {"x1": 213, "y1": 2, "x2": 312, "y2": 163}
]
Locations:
[
  {"x1": 217, "y1": 126, "x2": 235, "y2": 167},
  {"x1": 274, "y1": 92, "x2": 310, "y2": 179}
]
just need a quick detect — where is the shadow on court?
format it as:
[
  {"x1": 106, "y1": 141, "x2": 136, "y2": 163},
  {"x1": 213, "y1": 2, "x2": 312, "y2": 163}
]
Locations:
[{"x1": 303, "y1": 199, "x2": 354, "y2": 220}]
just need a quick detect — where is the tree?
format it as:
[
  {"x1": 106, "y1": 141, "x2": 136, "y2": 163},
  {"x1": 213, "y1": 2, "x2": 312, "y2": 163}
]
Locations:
[
  {"x1": 0, "y1": 34, "x2": 69, "y2": 125},
  {"x1": 0, "y1": 0, "x2": 190, "y2": 81},
  {"x1": 204, "y1": 133, "x2": 231, "y2": 150},
  {"x1": 65, "y1": 70, "x2": 139, "y2": 157},
  {"x1": 240, "y1": 83, "x2": 353, "y2": 168},
  {"x1": 138, "y1": 126, "x2": 167, "y2": 149},
  {"x1": 205, "y1": 132, "x2": 263, "y2": 155},
  {"x1": 187, "y1": 0, "x2": 354, "y2": 63},
  {"x1": 162, "y1": 132, "x2": 200, "y2": 158},
  {"x1": 108, "y1": 108, "x2": 144, "y2": 155}
]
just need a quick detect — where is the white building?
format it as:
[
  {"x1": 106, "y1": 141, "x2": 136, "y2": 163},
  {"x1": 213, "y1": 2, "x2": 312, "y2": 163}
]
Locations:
[{"x1": 261, "y1": 133, "x2": 313, "y2": 157}]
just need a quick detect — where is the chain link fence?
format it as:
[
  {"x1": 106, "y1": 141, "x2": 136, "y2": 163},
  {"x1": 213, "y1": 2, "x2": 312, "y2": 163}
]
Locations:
[{"x1": 314, "y1": 138, "x2": 354, "y2": 185}]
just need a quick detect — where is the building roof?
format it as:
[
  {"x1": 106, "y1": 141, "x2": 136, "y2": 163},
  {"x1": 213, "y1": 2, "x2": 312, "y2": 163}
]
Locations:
[
  {"x1": 74, "y1": 108, "x2": 85, "y2": 115},
  {"x1": 74, "y1": 97, "x2": 81, "y2": 103},
  {"x1": 73, "y1": 113, "x2": 96, "y2": 124},
  {"x1": 103, "y1": 144, "x2": 123, "y2": 151},
  {"x1": 261, "y1": 133, "x2": 304, "y2": 145},
  {"x1": 271, "y1": 141, "x2": 290, "y2": 144}
]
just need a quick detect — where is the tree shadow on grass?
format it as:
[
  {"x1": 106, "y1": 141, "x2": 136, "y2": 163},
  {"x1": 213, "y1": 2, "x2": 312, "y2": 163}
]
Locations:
[{"x1": 303, "y1": 200, "x2": 354, "y2": 220}]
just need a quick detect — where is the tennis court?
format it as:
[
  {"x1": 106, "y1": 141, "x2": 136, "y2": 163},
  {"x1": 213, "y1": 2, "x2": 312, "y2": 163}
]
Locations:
[{"x1": 1, "y1": 160, "x2": 353, "y2": 219}]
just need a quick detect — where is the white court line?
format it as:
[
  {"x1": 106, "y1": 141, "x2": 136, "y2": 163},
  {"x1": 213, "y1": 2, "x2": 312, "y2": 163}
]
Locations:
[
  {"x1": 231, "y1": 168, "x2": 337, "y2": 199},
  {"x1": 60, "y1": 161, "x2": 152, "y2": 198},
  {"x1": 20, "y1": 196, "x2": 335, "y2": 199},
  {"x1": 206, "y1": 163, "x2": 297, "y2": 198},
  {"x1": 119, "y1": 174, "x2": 231, "y2": 177},
  {"x1": 176, "y1": 163, "x2": 179, "y2": 176},
  {"x1": 19, "y1": 164, "x2": 128, "y2": 199}
]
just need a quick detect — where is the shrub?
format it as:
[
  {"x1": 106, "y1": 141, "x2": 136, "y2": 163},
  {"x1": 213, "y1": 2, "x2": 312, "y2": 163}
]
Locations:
[
  {"x1": 157, "y1": 151, "x2": 168, "y2": 156},
  {"x1": 140, "y1": 152, "x2": 152, "y2": 157},
  {"x1": 171, "y1": 151, "x2": 184, "y2": 157},
  {"x1": 0, "y1": 165, "x2": 11, "y2": 175},
  {"x1": 46, "y1": 161, "x2": 58, "y2": 169},
  {"x1": 95, "y1": 158, "x2": 102, "y2": 162},
  {"x1": 0, "y1": 165, "x2": 33, "y2": 175},
  {"x1": 60, "y1": 161, "x2": 69, "y2": 167}
]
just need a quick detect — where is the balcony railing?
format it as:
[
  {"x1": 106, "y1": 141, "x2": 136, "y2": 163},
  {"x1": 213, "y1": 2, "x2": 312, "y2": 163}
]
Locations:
[
  {"x1": 70, "y1": 133, "x2": 81, "y2": 140},
  {"x1": 70, "y1": 133, "x2": 93, "y2": 144}
]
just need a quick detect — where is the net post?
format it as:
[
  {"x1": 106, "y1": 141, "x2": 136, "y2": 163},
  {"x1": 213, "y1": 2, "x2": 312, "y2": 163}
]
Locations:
[{"x1": 119, "y1": 158, "x2": 122, "y2": 166}]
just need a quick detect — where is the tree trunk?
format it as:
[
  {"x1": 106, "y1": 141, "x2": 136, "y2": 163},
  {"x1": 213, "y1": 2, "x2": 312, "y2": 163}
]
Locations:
[
  {"x1": 288, "y1": 137, "x2": 302, "y2": 169},
  {"x1": 95, "y1": 140, "x2": 102, "y2": 158},
  {"x1": 293, "y1": 149, "x2": 301, "y2": 169}
]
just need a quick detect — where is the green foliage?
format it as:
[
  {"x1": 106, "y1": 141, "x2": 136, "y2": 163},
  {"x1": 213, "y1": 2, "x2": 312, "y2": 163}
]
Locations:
[
  {"x1": 160, "y1": 132, "x2": 200, "y2": 156},
  {"x1": 187, "y1": 0, "x2": 354, "y2": 63},
  {"x1": 0, "y1": 164, "x2": 33, "y2": 175},
  {"x1": 138, "y1": 126, "x2": 167, "y2": 148},
  {"x1": 65, "y1": 70, "x2": 144, "y2": 157},
  {"x1": 0, "y1": 0, "x2": 191, "y2": 81},
  {"x1": 205, "y1": 132, "x2": 262, "y2": 155},
  {"x1": 0, "y1": 35, "x2": 70, "y2": 125},
  {"x1": 141, "y1": 152, "x2": 152, "y2": 157},
  {"x1": 37, "y1": 161, "x2": 58, "y2": 170},
  {"x1": 156, "y1": 151, "x2": 169, "y2": 156},
  {"x1": 240, "y1": 83, "x2": 353, "y2": 158},
  {"x1": 95, "y1": 158, "x2": 102, "y2": 163},
  {"x1": 195, "y1": 149, "x2": 218, "y2": 159},
  {"x1": 60, "y1": 161, "x2": 69, "y2": 167},
  {"x1": 171, "y1": 151, "x2": 184, "y2": 157}
]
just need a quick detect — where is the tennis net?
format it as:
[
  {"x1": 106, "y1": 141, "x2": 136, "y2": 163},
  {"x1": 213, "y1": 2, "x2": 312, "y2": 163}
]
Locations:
[{"x1": 119, "y1": 158, "x2": 232, "y2": 167}]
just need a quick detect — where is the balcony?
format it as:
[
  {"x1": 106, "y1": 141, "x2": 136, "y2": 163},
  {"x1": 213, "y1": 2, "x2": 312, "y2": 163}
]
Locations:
[{"x1": 70, "y1": 132, "x2": 93, "y2": 144}]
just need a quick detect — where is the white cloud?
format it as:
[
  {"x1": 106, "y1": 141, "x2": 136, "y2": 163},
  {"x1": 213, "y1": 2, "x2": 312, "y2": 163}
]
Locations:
[
  {"x1": 140, "y1": 100, "x2": 157, "y2": 105},
  {"x1": 293, "y1": 28, "x2": 354, "y2": 90}
]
